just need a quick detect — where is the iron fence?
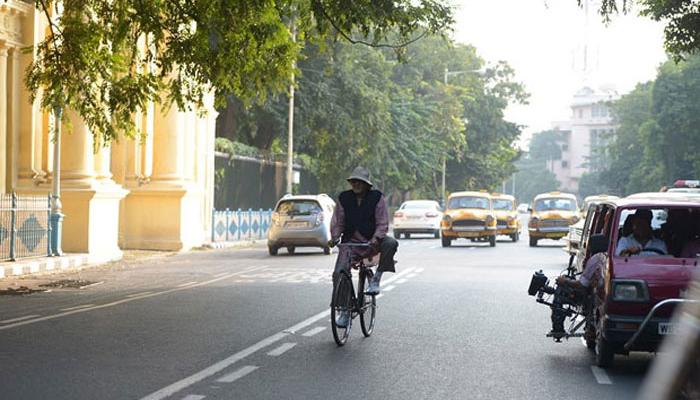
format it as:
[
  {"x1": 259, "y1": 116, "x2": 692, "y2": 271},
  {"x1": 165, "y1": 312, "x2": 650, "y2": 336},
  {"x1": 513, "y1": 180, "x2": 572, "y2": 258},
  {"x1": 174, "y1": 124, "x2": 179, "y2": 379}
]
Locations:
[
  {"x1": 0, "y1": 194, "x2": 52, "y2": 261},
  {"x1": 212, "y1": 208, "x2": 273, "y2": 242}
]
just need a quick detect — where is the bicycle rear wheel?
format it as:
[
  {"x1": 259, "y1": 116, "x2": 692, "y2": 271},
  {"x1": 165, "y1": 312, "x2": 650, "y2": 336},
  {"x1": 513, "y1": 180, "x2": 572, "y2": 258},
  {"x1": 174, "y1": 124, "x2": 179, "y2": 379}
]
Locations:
[
  {"x1": 331, "y1": 272, "x2": 353, "y2": 346},
  {"x1": 359, "y1": 270, "x2": 376, "y2": 337}
]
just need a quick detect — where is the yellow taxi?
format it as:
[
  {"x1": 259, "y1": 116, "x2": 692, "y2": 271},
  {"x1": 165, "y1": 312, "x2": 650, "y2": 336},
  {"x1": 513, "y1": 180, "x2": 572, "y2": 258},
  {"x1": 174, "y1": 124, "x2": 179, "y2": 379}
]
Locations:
[
  {"x1": 528, "y1": 191, "x2": 579, "y2": 247},
  {"x1": 490, "y1": 193, "x2": 520, "y2": 242},
  {"x1": 441, "y1": 191, "x2": 497, "y2": 247},
  {"x1": 564, "y1": 194, "x2": 619, "y2": 255}
]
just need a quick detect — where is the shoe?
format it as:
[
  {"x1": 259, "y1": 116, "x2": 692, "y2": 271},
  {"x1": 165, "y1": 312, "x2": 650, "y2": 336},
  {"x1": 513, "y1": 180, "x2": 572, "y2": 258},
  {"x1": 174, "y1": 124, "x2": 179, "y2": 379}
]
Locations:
[
  {"x1": 547, "y1": 329, "x2": 566, "y2": 340},
  {"x1": 365, "y1": 278, "x2": 380, "y2": 295},
  {"x1": 335, "y1": 311, "x2": 350, "y2": 328}
]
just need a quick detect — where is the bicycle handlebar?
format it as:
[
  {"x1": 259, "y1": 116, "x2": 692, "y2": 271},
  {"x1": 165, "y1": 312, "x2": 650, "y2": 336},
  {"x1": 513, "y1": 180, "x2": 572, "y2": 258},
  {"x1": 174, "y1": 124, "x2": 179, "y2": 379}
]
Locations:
[{"x1": 337, "y1": 242, "x2": 371, "y2": 248}]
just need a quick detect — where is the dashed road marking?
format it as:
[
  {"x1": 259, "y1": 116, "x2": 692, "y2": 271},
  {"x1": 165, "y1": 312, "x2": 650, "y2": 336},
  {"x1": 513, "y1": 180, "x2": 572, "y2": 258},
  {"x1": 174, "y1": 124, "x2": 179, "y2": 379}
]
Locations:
[
  {"x1": 216, "y1": 366, "x2": 259, "y2": 383},
  {"x1": 181, "y1": 395, "x2": 206, "y2": 400},
  {"x1": 177, "y1": 282, "x2": 198, "y2": 287},
  {"x1": 591, "y1": 366, "x2": 613, "y2": 384},
  {"x1": 60, "y1": 304, "x2": 95, "y2": 311},
  {"x1": 415, "y1": 267, "x2": 425, "y2": 273},
  {"x1": 429, "y1": 245, "x2": 440, "y2": 249},
  {"x1": 214, "y1": 272, "x2": 228, "y2": 278},
  {"x1": 396, "y1": 278, "x2": 408, "y2": 284},
  {"x1": 0, "y1": 314, "x2": 41, "y2": 324},
  {"x1": 383, "y1": 285, "x2": 396, "y2": 292},
  {"x1": 267, "y1": 342, "x2": 296, "y2": 356},
  {"x1": 127, "y1": 291, "x2": 153, "y2": 298},
  {"x1": 139, "y1": 266, "x2": 416, "y2": 400},
  {"x1": 302, "y1": 327, "x2": 325, "y2": 337},
  {"x1": 406, "y1": 273, "x2": 417, "y2": 278}
]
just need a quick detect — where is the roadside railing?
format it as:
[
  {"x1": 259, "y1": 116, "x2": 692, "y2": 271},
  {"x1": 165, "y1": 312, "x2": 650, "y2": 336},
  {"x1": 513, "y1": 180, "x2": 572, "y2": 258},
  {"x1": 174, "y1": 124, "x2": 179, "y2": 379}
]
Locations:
[
  {"x1": 212, "y1": 208, "x2": 273, "y2": 242},
  {"x1": 0, "y1": 194, "x2": 52, "y2": 261}
]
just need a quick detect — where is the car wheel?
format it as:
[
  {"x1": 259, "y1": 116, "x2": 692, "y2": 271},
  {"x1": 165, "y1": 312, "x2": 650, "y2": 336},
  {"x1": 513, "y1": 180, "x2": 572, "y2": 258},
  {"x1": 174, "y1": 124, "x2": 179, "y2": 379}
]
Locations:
[
  {"x1": 441, "y1": 236, "x2": 451, "y2": 247},
  {"x1": 434, "y1": 230, "x2": 440, "y2": 239},
  {"x1": 405, "y1": 233, "x2": 411, "y2": 239},
  {"x1": 323, "y1": 246, "x2": 331, "y2": 255},
  {"x1": 287, "y1": 246, "x2": 296, "y2": 254},
  {"x1": 489, "y1": 235, "x2": 496, "y2": 247},
  {"x1": 529, "y1": 237, "x2": 538, "y2": 247},
  {"x1": 512, "y1": 232, "x2": 519, "y2": 242},
  {"x1": 395, "y1": 231, "x2": 402, "y2": 239},
  {"x1": 595, "y1": 330, "x2": 615, "y2": 368},
  {"x1": 268, "y1": 246, "x2": 278, "y2": 256}
]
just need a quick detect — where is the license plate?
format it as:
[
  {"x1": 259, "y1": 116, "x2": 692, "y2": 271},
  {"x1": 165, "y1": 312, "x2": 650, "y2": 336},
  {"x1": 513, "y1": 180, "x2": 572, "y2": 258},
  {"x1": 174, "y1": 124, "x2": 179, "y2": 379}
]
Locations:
[
  {"x1": 286, "y1": 222, "x2": 307, "y2": 228},
  {"x1": 658, "y1": 322, "x2": 676, "y2": 335}
]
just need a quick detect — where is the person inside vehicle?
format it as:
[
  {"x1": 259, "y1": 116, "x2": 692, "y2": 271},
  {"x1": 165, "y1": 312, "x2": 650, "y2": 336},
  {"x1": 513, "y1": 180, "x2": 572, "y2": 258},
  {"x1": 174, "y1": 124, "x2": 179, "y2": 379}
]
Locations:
[
  {"x1": 329, "y1": 166, "x2": 399, "y2": 327},
  {"x1": 615, "y1": 209, "x2": 668, "y2": 257},
  {"x1": 549, "y1": 234, "x2": 608, "y2": 338},
  {"x1": 680, "y1": 212, "x2": 700, "y2": 258}
]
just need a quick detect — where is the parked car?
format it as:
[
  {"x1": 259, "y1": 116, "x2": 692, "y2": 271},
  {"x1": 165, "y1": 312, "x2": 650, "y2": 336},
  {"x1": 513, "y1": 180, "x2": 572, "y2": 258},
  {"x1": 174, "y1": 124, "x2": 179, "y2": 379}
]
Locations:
[
  {"x1": 574, "y1": 193, "x2": 700, "y2": 368},
  {"x1": 517, "y1": 203, "x2": 529, "y2": 214},
  {"x1": 565, "y1": 194, "x2": 619, "y2": 255},
  {"x1": 491, "y1": 193, "x2": 520, "y2": 242},
  {"x1": 528, "y1": 191, "x2": 579, "y2": 247},
  {"x1": 267, "y1": 194, "x2": 335, "y2": 255},
  {"x1": 393, "y1": 200, "x2": 442, "y2": 239},
  {"x1": 440, "y1": 191, "x2": 497, "y2": 247}
]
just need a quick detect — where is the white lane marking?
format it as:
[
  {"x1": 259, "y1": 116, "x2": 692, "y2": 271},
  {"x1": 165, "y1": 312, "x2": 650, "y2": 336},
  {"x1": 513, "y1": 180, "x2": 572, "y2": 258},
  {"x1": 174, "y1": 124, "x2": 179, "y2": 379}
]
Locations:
[
  {"x1": 396, "y1": 278, "x2": 408, "y2": 284},
  {"x1": 60, "y1": 304, "x2": 95, "y2": 311},
  {"x1": 140, "y1": 266, "x2": 416, "y2": 400},
  {"x1": 429, "y1": 245, "x2": 440, "y2": 249},
  {"x1": 376, "y1": 294, "x2": 385, "y2": 299},
  {"x1": 177, "y1": 282, "x2": 198, "y2": 287},
  {"x1": 181, "y1": 395, "x2": 206, "y2": 400},
  {"x1": 0, "y1": 314, "x2": 41, "y2": 324},
  {"x1": 267, "y1": 342, "x2": 296, "y2": 356},
  {"x1": 214, "y1": 273, "x2": 228, "y2": 278},
  {"x1": 415, "y1": 267, "x2": 424, "y2": 273},
  {"x1": 591, "y1": 366, "x2": 613, "y2": 385},
  {"x1": 301, "y1": 327, "x2": 325, "y2": 337},
  {"x1": 383, "y1": 285, "x2": 396, "y2": 292},
  {"x1": 216, "y1": 366, "x2": 259, "y2": 383},
  {"x1": 580, "y1": 337, "x2": 587, "y2": 348},
  {"x1": 127, "y1": 291, "x2": 153, "y2": 298},
  {"x1": 406, "y1": 273, "x2": 417, "y2": 278},
  {"x1": 0, "y1": 266, "x2": 268, "y2": 331}
]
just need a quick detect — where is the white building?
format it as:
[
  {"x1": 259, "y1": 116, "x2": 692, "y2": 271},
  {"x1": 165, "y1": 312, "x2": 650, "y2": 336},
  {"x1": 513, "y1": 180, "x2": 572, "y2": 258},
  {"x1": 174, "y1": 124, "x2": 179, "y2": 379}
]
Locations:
[{"x1": 549, "y1": 86, "x2": 618, "y2": 193}]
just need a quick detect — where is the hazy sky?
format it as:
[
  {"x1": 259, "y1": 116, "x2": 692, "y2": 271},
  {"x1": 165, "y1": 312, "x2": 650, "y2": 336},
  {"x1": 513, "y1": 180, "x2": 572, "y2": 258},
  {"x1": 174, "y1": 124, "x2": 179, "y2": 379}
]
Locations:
[{"x1": 451, "y1": 0, "x2": 667, "y2": 145}]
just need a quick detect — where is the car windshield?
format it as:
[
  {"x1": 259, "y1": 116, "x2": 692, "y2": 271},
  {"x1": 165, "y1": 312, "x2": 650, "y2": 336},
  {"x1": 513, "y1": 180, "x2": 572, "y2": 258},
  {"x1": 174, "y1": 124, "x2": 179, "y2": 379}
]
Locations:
[
  {"x1": 534, "y1": 198, "x2": 577, "y2": 212},
  {"x1": 492, "y1": 199, "x2": 513, "y2": 210},
  {"x1": 276, "y1": 200, "x2": 321, "y2": 216},
  {"x1": 402, "y1": 201, "x2": 437, "y2": 210},
  {"x1": 448, "y1": 196, "x2": 489, "y2": 210}
]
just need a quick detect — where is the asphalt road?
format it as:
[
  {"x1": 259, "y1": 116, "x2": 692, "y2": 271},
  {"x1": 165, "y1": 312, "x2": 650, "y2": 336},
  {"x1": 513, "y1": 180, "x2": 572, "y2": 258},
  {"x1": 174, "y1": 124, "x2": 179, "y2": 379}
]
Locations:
[{"x1": 0, "y1": 227, "x2": 652, "y2": 400}]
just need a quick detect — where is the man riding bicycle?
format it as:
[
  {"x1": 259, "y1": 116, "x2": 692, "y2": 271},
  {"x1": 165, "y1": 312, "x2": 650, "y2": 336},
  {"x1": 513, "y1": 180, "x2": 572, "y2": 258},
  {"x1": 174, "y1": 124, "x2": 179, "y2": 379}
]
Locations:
[{"x1": 330, "y1": 166, "x2": 398, "y2": 327}]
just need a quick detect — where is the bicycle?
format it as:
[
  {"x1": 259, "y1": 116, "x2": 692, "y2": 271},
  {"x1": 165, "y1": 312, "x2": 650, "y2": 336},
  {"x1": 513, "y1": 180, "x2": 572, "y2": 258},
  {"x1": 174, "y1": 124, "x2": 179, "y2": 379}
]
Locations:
[{"x1": 330, "y1": 242, "x2": 377, "y2": 346}]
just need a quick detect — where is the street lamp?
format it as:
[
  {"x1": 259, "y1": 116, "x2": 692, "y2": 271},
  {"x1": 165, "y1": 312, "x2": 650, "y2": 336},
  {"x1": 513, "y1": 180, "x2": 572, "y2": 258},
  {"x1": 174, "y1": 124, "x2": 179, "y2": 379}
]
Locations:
[
  {"x1": 286, "y1": 18, "x2": 296, "y2": 195},
  {"x1": 50, "y1": 105, "x2": 64, "y2": 256},
  {"x1": 441, "y1": 66, "x2": 485, "y2": 206}
]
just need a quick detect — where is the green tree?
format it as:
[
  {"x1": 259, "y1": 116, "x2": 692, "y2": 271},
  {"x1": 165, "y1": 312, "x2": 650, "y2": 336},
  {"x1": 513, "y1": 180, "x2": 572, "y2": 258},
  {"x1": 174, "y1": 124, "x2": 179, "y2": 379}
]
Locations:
[{"x1": 26, "y1": 0, "x2": 453, "y2": 146}]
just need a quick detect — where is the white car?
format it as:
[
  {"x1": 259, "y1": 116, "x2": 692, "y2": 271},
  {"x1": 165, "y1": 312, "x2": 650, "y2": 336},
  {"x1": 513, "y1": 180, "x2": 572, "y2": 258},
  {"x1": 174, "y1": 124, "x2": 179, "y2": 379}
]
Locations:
[{"x1": 392, "y1": 200, "x2": 443, "y2": 239}]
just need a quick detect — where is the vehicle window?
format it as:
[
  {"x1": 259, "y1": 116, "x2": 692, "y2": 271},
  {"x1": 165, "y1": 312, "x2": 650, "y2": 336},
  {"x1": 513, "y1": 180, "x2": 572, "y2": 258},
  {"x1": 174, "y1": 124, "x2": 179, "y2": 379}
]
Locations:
[
  {"x1": 448, "y1": 196, "x2": 490, "y2": 210},
  {"x1": 614, "y1": 207, "x2": 688, "y2": 257},
  {"x1": 402, "y1": 201, "x2": 437, "y2": 210},
  {"x1": 492, "y1": 199, "x2": 513, "y2": 210},
  {"x1": 534, "y1": 198, "x2": 577, "y2": 211},
  {"x1": 276, "y1": 200, "x2": 321, "y2": 215}
]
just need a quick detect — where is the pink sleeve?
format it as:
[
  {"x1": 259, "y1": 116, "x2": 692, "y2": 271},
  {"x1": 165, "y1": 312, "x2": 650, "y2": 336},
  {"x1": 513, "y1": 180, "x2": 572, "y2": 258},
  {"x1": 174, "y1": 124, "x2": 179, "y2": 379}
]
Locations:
[
  {"x1": 373, "y1": 196, "x2": 389, "y2": 240},
  {"x1": 331, "y1": 202, "x2": 345, "y2": 241}
]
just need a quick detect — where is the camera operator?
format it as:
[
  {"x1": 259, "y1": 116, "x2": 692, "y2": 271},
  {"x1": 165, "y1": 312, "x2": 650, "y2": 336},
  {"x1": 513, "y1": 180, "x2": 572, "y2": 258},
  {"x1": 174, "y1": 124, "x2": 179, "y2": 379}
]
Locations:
[{"x1": 549, "y1": 234, "x2": 608, "y2": 339}]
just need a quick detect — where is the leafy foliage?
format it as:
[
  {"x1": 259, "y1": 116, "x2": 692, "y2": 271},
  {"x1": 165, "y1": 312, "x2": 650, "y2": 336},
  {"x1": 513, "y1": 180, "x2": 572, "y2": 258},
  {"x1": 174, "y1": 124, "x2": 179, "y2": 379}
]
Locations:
[{"x1": 26, "y1": 0, "x2": 453, "y2": 146}]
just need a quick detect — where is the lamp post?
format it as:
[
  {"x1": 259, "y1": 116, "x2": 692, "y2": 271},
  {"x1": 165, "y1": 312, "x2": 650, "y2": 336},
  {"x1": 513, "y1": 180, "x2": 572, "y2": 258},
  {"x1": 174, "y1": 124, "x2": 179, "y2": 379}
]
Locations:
[
  {"x1": 442, "y1": 66, "x2": 484, "y2": 206},
  {"x1": 286, "y1": 15, "x2": 296, "y2": 195},
  {"x1": 50, "y1": 105, "x2": 64, "y2": 256}
]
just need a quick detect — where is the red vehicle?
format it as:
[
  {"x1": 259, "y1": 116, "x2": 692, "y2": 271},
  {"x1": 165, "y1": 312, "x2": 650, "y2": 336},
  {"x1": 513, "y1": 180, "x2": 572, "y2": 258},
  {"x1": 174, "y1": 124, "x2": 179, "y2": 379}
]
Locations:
[{"x1": 575, "y1": 193, "x2": 700, "y2": 367}]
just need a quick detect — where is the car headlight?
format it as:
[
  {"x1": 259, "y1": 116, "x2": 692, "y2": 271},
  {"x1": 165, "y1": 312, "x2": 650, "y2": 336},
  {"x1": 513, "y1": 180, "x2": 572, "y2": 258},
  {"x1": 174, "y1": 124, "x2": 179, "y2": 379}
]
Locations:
[
  {"x1": 570, "y1": 216, "x2": 580, "y2": 224},
  {"x1": 612, "y1": 280, "x2": 649, "y2": 302},
  {"x1": 441, "y1": 215, "x2": 452, "y2": 227}
]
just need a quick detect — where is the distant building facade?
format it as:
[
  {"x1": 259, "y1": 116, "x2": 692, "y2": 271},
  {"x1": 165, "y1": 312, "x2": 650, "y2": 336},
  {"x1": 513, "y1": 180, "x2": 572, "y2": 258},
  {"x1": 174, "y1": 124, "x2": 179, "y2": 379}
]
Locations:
[
  {"x1": 550, "y1": 87, "x2": 617, "y2": 193},
  {"x1": 1, "y1": 1, "x2": 216, "y2": 260}
]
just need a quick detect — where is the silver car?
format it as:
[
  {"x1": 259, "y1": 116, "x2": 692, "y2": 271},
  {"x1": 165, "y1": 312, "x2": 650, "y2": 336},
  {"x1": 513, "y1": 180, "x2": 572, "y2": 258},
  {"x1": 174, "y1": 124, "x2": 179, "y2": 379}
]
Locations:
[{"x1": 267, "y1": 194, "x2": 335, "y2": 255}]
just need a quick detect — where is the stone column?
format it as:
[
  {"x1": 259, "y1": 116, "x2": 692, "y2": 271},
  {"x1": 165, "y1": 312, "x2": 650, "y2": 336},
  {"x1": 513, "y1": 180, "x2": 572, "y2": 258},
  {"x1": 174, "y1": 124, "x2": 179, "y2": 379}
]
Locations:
[
  {"x1": 150, "y1": 102, "x2": 184, "y2": 183},
  {"x1": 60, "y1": 110, "x2": 96, "y2": 184},
  {"x1": 16, "y1": 43, "x2": 43, "y2": 187},
  {"x1": 6, "y1": 47, "x2": 20, "y2": 192},
  {"x1": 0, "y1": 45, "x2": 7, "y2": 193}
]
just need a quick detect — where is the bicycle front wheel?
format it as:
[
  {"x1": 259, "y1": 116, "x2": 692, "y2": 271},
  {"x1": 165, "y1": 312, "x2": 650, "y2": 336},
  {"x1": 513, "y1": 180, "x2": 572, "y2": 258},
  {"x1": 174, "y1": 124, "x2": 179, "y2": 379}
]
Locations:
[
  {"x1": 331, "y1": 272, "x2": 353, "y2": 346},
  {"x1": 359, "y1": 271, "x2": 376, "y2": 337}
]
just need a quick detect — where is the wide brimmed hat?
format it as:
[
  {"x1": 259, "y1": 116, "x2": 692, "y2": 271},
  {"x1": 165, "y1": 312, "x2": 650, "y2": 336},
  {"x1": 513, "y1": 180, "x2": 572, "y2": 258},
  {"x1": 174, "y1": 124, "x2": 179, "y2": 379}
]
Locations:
[{"x1": 346, "y1": 166, "x2": 373, "y2": 187}]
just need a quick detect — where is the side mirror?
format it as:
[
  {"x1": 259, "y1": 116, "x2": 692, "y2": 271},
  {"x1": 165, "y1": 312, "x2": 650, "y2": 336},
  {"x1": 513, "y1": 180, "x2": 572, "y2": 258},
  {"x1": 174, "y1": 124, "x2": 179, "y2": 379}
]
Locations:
[{"x1": 527, "y1": 207, "x2": 533, "y2": 212}]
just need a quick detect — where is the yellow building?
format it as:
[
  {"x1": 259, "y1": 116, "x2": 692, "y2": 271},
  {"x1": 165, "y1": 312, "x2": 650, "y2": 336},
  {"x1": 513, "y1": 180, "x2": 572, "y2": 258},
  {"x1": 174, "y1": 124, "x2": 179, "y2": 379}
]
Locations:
[{"x1": 0, "y1": 2, "x2": 216, "y2": 261}]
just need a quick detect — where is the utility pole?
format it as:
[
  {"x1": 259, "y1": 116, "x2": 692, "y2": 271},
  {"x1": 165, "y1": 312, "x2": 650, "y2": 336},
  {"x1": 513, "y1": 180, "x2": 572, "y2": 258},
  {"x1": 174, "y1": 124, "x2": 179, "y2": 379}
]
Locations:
[
  {"x1": 286, "y1": 16, "x2": 296, "y2": 195},
  {"x1": 50, "y1": 105, "x2": 64, "y2": 255}
]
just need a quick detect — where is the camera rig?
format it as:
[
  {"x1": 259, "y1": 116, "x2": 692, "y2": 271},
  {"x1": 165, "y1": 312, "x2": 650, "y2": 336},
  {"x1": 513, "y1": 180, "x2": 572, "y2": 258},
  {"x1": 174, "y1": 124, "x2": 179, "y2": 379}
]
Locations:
[{"x1": 528, "y1": 255, "x2": 591, "y2": 342}]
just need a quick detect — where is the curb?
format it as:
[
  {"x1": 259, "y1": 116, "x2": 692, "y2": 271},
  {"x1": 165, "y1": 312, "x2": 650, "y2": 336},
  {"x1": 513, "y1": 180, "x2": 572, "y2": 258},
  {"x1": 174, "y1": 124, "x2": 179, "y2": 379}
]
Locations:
[
  {"x1": 204, "y1": 240, "x2": 266, "y2": 249},
  {"x1": 0, "y1": 254, "x2": 89, "y2": 279}
]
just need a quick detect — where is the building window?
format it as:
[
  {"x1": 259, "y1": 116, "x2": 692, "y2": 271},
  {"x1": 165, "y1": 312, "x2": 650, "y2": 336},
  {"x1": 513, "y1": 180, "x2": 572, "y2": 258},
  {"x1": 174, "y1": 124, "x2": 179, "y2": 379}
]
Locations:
[
  {"x1": 578, "y1": 109, "x2": 583, "y2": 118},
  {"x1": 562, "y1": 144, "x2": 568, "y2": 151},
  {"x1": 562, "y1": 161, "x2": 568, "y2": 168}
]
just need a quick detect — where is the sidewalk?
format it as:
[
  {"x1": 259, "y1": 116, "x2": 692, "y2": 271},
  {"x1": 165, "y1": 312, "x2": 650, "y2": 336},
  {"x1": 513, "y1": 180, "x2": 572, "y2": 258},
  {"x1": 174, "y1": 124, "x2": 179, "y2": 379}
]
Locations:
[{"x1": 0, "y1": 240, "x2": 266, "y2": 282}]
